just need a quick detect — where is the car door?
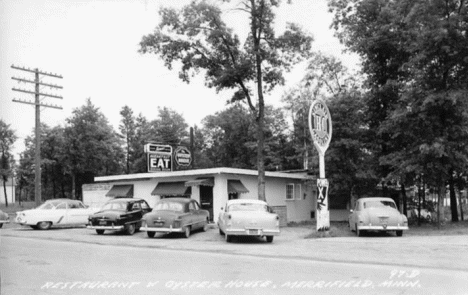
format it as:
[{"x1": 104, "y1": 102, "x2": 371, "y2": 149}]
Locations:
[
  {"x1": 54, "y1": 202, "x2": 69, "y2": 225},
  {"x1": 129, "y1": 202, "x2": 142, "y2": 223},
  {"x1": 67, "y1": 201, "x2": 92, "y2": 225}
]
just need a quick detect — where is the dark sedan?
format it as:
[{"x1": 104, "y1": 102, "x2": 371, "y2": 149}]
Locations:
[
  {"x1": 141, "y1": 198, "x2": 210, "y2": 238},
  {"x1": 87, "y1": 198, "x2": 151, "y2": 235}
]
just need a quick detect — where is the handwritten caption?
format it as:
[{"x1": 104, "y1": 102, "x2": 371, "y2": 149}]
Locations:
[{"x1": 41, "y1": 269, "x2": 422, "y2": 291}]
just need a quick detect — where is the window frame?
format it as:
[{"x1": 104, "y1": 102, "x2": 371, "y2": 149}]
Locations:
[{"x1": 286, "y1": 183, "x2": 295, "y2": 200}]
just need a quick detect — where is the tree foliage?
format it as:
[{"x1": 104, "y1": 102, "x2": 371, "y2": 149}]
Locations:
[
  {"x1": 0, "y1": 120, "x2": 17, "y2": 206},
  {"x1": 139, "y1": 0, "x2": 313, "y2": 200}
]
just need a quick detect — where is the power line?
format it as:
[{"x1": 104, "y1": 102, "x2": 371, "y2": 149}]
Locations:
[{"x1": 11, "y1": 64, "x2": 63, "y2": 206}]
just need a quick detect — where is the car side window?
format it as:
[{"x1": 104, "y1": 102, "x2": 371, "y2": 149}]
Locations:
[
  {"x1": 131, "y1": 202, "x2": 141, "y2": 211},
  {"x1": 56, "y1": 203, "x2": 67, "y2": 209},
  {"x1": 189, "y1": 202, "x2": 196, "y2": 211},
  {"x1": 69, "y1": 202, "x2": 79, "y2": 209},
  {"x1": 140, "y1": 201, "x2": 149, "y2": 210}
]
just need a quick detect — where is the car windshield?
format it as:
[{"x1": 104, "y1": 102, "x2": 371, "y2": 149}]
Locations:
[
  {"x1": 153, "y1": 202, "x2": 184, "y2": 212},
  {"x1": 364, "y1": 200, "x2": 396, "y2": 209},
  {"x1": 228, "y1": 203, "x2": 268, "y2": 212},
  {"x1": 101, "y1": 202, "x2": 127, "y2": 211}
]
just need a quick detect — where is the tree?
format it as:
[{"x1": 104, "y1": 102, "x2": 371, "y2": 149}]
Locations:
[
  {"x1": 119, "y1": 106, "x2": 137, "y2": 174},
  {"x1": 63, "y1": 98, "x2": 124, "y2": 199},
  {"x1": 149, "y1": 107, "x2": 189, "y2": 146},
  {"x1": 139, "y1": 0, "x2": 313, "y2": 201},
  {"x1": 0, "y1": 120, "x2": 17, "y2": 206},
  {"x1": 329, "y1": 0, "x2": 468, "y2": 224}
]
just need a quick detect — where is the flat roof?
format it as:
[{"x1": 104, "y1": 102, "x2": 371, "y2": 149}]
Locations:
[{"x1": 94, "y1": 167, "x2": 314, "y2": 183}]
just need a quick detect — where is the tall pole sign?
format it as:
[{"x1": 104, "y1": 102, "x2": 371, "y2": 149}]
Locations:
[{"x1": 308, "y1": 99, "x2": 332, "y2": 231}]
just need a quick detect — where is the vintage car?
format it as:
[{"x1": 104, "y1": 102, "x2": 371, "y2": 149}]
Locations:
[
  {"x1": 87, "y1": 198, "x2": 151, "y2": 235},
  {"x1": 141, "y1": 198, "x2": 210, "y2": 238},
  {"x1": 218, "y1": 199, "x2": 280, "y2": 243},
  {"x1": 349, "y1": 197, "x2": 409, "y2": 237},
  {"x1": 15, "y1": 199, "x2": 95, "y2": 230},
  {"x1": 0, "y1": 209, "x2": 10, "y2": 228}
]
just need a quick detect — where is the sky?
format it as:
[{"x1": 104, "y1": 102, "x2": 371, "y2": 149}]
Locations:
[{"x1": 0, "y1": 0, "x2": 359, "y2": 159}]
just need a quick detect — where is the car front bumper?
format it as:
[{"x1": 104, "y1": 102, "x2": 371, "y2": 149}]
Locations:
[
  {"x1": 140, "y1": 224, "x2": 184, "y2": 233},
  {"x1": 0, "y1": 219, "x2": 9, "y2": 224},
  {"x1": 358, "y1": 225, "x2": 409, "y2": 231},
  {"x1": 225, "y1": 228, "x2": 281, "y2": 236},
  {"x1": 87, "y1": 225, "x2": 124, "y2": 231}
]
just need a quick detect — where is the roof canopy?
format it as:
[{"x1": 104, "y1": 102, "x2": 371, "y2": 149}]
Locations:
[
  {"x1": 151, "y1": 182, "x2": 191, "y2": 196},
  {"x1": 227, "y1": 179, "x2": 249, "y2": 194},
  {"x1": 184, "y1": 178, "x2": 214, "y2": 187},
  {"x1": 105, "y1": 185, "x2": 134, "y2": 198}
]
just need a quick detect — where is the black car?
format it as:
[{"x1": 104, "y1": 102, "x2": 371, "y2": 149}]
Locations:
[{"x1": 87, "y1": 198, "x2": 151, "y2": 235}]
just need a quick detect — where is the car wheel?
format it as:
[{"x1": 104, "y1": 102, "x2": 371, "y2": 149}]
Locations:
[
  {"x1": 266, "y1": 236, "x2": 274, "y2": 243},
  {"x1": 126, "y1": 224, "x2": 136, "y2": 235},
  {"x1": 183, "y1": 226, "x2": 191, "y2": 238},
  {"x1": 225, "y1": 234, "x2": 232, "y2": 243},
  {"x1": 147, "y1": 231, "x2": 155, "y2": 238},
  {"x1": 37, "y1": 221, "x2": 52, "y2": 230},
  {"x1": 396, "y1": 230, "x2": 403, "y2": 237},
  {"x1": 96, "y1": 229, "x2": 105, "y2": 235},
  {"x1": 0, "y1": 224, "x2": 3, "y2": 228}
]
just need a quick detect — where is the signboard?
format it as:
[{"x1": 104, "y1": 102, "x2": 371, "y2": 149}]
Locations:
[
  {"x1": 174, "y1": 146, "x2": 192, "y2": 167},
  {"x1": 308, "y1": 100, "x2": 332, "y2": 156},
  {"x1": 308, "y1": 100, "x2": 332, "y2": 232},
  {"x1": 145, "y1": 144, "x2": 172, "y2": 172}
]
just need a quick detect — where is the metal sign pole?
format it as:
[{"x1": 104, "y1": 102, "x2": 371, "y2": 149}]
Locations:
[{"x1": 308, "y1": 100, "x2": 332, "y2": 232}]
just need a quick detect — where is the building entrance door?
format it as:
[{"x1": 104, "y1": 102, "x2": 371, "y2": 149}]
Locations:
[{"x1": 200, "y1": 186, "x2": 214, "y2": 221}]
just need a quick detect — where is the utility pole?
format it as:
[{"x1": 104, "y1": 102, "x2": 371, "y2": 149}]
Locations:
[{"x1": 11, "y1": 65, "x2": 63, "y2": 206}]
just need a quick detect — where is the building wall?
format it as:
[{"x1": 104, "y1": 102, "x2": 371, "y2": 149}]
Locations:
[
  {"x1": 0, "y1": 178, "x2": 16, "y2": 205},
  {"x1": 83, "y1": 173, "x2": 316, "y2": 224}
]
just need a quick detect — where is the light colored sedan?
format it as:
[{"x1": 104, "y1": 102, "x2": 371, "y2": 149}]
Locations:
[
  {"x1": 349, "y1": 197, "x2": 409, "y2": 237},
  {"x1": 0, "y1": 209, "x2": 9, "y2": 228},
  {"x1": 15, "y1": 199, "x2": 96, "y2": 230},
  {"x1": 218, "y1": 199, "x2": 280, "y2": 243}
]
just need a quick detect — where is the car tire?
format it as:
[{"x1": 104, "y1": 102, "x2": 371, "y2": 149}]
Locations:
[
  {"x1": 0, "y1": 224, "x2": 3, "y2": 228},
  {"x1": 96, "y1": 229, "x2": 105, "y2": 235},
  {"x1": 126, "y1": 224, "x2": 136, "y2": 235},
  {"x1": 225, "y1": 234, "x2": 232, "y2": 243},
  {"x1": 396, "y1": 230, "x2": 403, "y2": 237},
  {"x1": 183, "y1": 226, "x2": 191, "y2": 238},
  {"x1": 37, "y1": 221, "x2": 52, "y2": 230},
  {"x1": 147, "y1": 231, "x2": 155, "y2": 238},
  {"x1": 266, "y1": 236, "x2": 274, "y2": 243}
]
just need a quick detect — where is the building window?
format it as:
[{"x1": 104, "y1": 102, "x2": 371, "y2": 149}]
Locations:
[
  {"x1": 286, "y1": 184, "x2": 294, "y2": 200},
  {"x1": 295, "y1": 184, "x2": 302, "y2": 200}
]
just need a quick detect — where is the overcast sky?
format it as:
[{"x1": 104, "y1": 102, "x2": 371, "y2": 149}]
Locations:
[{"x1": 0, "y1": 0, "x2": 359, "y2": 158}]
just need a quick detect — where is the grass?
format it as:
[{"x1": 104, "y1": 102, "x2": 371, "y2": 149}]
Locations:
[{"x1": 294, "y1": 220, "x2": 468, "y2": 239}]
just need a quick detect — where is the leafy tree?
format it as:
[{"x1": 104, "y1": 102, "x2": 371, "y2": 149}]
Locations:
[
  {"x1": 63, "y1": 98, "x2": 124, "y2": 199},
  {"x1": 139, "y1": 0, "x2": 313, "y2": 201},
  {"x1": 131, "y1": 114, "x2": 151, "y2": 173},
  {"x1": 149, "y1": 107, "x2": 189, "y2": 146},
  {"x1": 119, "y1": 106, "x2": 136, "y2": 174},
  {"x1": 0, "y1": 120, "x2": 17, "y2": 206},
  {"x1": 329, "y1": 0, "x2": 468, "y2": 223}
]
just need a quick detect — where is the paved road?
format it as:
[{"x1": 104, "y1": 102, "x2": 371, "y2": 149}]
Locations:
[{"x1": 1, "y1": 234, "x2": 467, "y2": 295}]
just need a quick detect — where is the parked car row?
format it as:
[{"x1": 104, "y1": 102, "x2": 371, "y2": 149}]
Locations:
[{"x1": 8, "y1": 197, "x2": 281, "y2": 243}]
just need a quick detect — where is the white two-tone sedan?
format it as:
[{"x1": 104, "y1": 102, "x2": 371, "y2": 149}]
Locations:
[
  {"x1": 218, "y1": 199, "x2": 280, "y2": 243},
  {"x1": 15, "y1": 199, "x2": 96, "y2": 230},
  {"x1": 349, "y1": 197, "x2": 409, "y2": 237}
]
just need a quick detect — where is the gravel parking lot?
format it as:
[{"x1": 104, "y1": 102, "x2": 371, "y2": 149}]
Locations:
[{"x1": 2, "y1": 221, "x2": 467, "y2": 272}]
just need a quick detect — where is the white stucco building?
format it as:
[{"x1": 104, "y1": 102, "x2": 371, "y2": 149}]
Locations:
[
  {"x1": 0, "y1": 177, "x2": 16, "y2": 205},
  {"x1": 83, "y1": 167, "x2": 318, "y2": 225}
]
